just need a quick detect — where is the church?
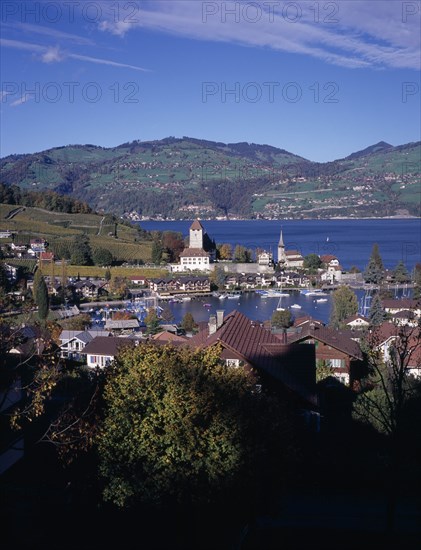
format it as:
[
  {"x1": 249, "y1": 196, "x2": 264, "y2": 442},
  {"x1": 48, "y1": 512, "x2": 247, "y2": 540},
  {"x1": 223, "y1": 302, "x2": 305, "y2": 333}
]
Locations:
[
  {"x1": 277, "y1": 229, "x2": 304, "y2": 268},
  {"x1": 171, "y1": 219, "x2": 216, "y2": 272}
]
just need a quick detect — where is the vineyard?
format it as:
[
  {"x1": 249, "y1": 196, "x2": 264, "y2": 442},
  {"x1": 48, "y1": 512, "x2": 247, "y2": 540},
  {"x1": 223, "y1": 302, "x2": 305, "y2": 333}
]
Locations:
[{"x1": 0, "y1": 203, "x2": 152, "y2": 264}]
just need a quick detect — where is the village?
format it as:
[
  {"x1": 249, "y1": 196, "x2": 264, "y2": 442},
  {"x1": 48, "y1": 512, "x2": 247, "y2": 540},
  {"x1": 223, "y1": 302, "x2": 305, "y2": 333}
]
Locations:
[{"x1": 1, "y1": 219, "x2": 421, "y2": 547}]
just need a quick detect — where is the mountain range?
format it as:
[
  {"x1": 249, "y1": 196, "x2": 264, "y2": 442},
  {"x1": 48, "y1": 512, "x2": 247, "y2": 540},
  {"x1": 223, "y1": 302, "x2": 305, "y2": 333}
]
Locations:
[{"x1": 1, "y1": 137, "x2": 420, "y2": 219}]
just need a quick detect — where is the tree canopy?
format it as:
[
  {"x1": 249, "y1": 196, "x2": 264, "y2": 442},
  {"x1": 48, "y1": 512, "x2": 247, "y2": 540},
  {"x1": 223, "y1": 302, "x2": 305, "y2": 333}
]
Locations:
[
  {"x1": 364, "y1": 243, "x2": 384, "y2": 284},
  {"x1": 97, "y1": 344, "x2": 300, "y2": 509},
  {"x1": 329, "y1": 285, "x2": 358, "y2": 329}
]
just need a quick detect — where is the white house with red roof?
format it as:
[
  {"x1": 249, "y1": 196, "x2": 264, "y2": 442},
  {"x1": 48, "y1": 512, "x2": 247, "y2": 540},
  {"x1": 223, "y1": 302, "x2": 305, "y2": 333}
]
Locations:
[{"x1": 170, "y1": 219, "x2": 215, "y2": 273}]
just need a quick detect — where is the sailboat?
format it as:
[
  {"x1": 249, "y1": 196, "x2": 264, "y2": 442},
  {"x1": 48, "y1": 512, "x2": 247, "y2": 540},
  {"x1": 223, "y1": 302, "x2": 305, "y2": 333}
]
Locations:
[{"x1": 276, "y1": 296, "x2": 285, "y2": 311}]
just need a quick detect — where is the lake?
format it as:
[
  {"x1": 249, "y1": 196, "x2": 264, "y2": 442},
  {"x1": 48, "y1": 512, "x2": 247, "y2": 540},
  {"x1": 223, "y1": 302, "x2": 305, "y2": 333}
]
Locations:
[
  {"x1": 135, "y1": 218, "x2": 419, "y2": 326},
  {"x1": 140, "y1": 218, "x2": 421, "y2": 272}
]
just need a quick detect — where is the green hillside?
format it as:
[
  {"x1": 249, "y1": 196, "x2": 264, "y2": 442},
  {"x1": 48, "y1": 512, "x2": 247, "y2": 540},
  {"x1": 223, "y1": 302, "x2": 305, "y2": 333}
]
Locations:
[
  {"x1": 0, "y1": 204, "x2": 153, "y2": 264},
  {"x1": 1, "y1": 137, "x2": 419, "y2": 219}
]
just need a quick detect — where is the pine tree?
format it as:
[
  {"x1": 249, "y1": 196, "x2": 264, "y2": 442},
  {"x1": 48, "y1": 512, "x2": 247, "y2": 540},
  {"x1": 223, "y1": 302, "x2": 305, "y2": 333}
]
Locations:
[
  {"x1": 35, "y1": 272, "x2": 49, "y2": 321},
  {"x1": 181, "y1": 312, "x2": 197, "y2": 333},
  {"x1": 364, "y1": 243, "x2": 384, "y2": 284},
  {"x1": 369, "y1": 293, "x2": 387, "y2": 326},
  {"x1": 392, "y1": 260, "x2": 409, "y2": 283}
]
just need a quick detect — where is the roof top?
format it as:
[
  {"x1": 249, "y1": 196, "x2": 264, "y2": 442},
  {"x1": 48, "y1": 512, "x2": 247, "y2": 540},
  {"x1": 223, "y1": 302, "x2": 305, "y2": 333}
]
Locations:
[
  {"x1": 288, "y1": 320, "x2": 363, "y2": 360},
  {"x1": 190, "y1": 219, "x2": 204, "y2": 231},
  {"x1": 179, "y1": 248, "x2": 209, "y2": 258},
  {"x1": 81, "y1": 336, "x2": 135, "y2": 356}
]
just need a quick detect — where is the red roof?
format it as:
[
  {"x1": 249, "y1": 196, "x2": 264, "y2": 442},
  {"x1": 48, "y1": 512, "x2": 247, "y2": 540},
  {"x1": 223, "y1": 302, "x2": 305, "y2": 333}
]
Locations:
[
  {"x1": 190, "y1": 219, "x2": 204, "y2": 231},
  {"x1": 188, "y1": 310, "x2": 317, "y2": 403},
  {"x1": 179, "y1": 248, "x2": 209, "y2": 258}
]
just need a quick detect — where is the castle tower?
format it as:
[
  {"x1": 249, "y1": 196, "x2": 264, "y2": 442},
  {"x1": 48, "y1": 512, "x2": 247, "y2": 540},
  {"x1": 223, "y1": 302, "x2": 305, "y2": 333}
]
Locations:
[
  {"x1": 189, "y1": 219, "x2": 204, "y2": 249},
  {"x1": 278, "y1": 228, "x2": 286, "y2": 263}
]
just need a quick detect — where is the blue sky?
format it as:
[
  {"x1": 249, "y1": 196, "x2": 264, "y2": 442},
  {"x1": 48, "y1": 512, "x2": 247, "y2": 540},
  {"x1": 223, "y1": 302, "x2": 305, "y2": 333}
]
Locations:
[{"x1": 1, "y1": 0, "x2": 420, "y2": 162}]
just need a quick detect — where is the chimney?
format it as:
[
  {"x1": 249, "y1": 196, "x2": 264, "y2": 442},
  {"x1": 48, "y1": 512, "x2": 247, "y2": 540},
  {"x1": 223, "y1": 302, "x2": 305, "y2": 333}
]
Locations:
[
  {"x1": 208, "y1": 314, "x2": 217, "y2": 335},
  {"x1": 282, "y1": 329, "x2": 288, "y2": 344},
  {"x1": 216, "y1": 310, "x2": 225, "y2": 329}
]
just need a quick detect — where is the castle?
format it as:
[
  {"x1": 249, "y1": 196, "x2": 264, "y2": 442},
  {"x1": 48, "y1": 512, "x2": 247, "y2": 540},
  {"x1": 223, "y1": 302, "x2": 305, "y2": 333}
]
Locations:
[{"x1": 171, "y1": 219, "x2": 216, "y2": 272}]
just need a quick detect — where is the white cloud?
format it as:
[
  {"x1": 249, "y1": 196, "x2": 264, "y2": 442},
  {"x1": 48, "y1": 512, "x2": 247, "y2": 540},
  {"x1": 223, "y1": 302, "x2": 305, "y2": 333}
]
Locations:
[
  {"x1": 10, "y1": 95, "x2": 32, "y2": 107},
  {"x1": 98, "y1": 0, "x2": 421, "y2": 70},
  {"x1": 41, "y1": 45, "x2": 63, "y2": 63},
  {"x1": 0, "y1": 38, "x2": 149, "y2": 72}
]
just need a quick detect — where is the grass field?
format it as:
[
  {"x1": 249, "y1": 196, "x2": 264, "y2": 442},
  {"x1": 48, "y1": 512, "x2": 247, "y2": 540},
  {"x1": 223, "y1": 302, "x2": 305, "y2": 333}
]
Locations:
[{"x1": 40, "y1": 264, "x2": 167, "y2": 279}]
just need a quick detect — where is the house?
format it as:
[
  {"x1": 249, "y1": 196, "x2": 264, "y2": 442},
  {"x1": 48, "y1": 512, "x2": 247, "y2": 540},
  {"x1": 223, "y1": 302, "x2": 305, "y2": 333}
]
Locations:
[
  {"x1": 368, "y1": 323, "x2": 421, "y2": 378},
  {"x1": 29, "y1": 238, "x2": 47, "y2": 254},
  {"x1": 148, "y1": 276, "x2": 211, "y2": 295},
  {"x1": 129, "y1": 276, "x2": 148, "y2": 286},
  {"x1": 59, "y1": 329, "x2": 111, "y2": 360},
  {"x1": 320, "y1": 255, "x2": 340, "y2": 267},
  {"x1": 104, "y1": 319, "x2": 140, "y2": 332},
  {"x1": 74, "y1": 280, "x2": 108, "y2": 299},
  {"x1": 188, "y1": 310, "x2": 317, "y2": 407},
  {"x1": 39, "y1": 251, "x2": 54, "y2": 263},
  {"x1": 81, "y1": 336, "x2": 135, "y2": 368},
  {"x1": 343, "y1": 314, "x2": 370, "y2": 330},
  {"x1": 382, "y1": 298, "x2": 421, "y2": 318},
  {"x1": 288, "y1": 320, "x2": 366, "y2": 387},
  {"x1": 257, "y1": 251, "x2": 273, "y2": 266},
  {"x1": 0, "y1": 230, "x2": 12, "y2": 238}
]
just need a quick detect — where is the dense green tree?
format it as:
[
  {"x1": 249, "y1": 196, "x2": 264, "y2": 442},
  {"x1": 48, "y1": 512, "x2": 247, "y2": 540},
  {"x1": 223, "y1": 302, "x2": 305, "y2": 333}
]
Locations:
[
  {"x1": 233, "y1": 245, "x2": 251, "y2": 263},
  {"x1": 181, "y1": 312, "x2": 197, "y2": 333},
  {"x1": 363, "y1": 243, "x2": 384, "y2": 284},
  {"x1": 151, "y1": 240, "x2": 164, "y2": 265},
  {"x1": 93, "y1": 248, "x2": 113, "y2": 267},
  {"x1": 271, "y1": 309, "x2": 293, "y2": 329},
  {"x1": 392, "y1": 260, "x2": 410, "y2": 283},
  {"x1": 144, "y1": 307, "x2": 161, "y2": 335},
  {"x1": 70, "y1": 235, "x2": 92, "y2": 266},
  {"x1": 329, "y1": 285, "x2": 358, "y2": 329},
  {"x1": 369, "y1": 293, "x2": 387, "y2": 327},
  {"x1": 209, "y1": 266, "x2": 226, "y2": 290},
  {"x1": 304, "y1": 254, "x2": 322, "y2": 270},
  {"x1": 34, "y1": 270, "x2": 49, "y2": 321},
  {"x1": 96, "y1": 344, "x2": 300, "y2": 509}
]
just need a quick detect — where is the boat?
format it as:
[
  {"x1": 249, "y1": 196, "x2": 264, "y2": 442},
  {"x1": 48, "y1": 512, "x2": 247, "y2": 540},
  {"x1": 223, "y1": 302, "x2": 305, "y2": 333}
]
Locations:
[
  {"x1": 203, "y1": 303, "x2": 211, "y2": 307},
  {"x1": 266, "y1": 288, "x2": 289, "y2": 297},
  {"x1": 290, "y1": 304, "x2": 302, "y2": 309},
  {"x1": 300, "y1": 289, "x2": 328, "y2": 296},
  {"x1": 181, "y1": 296, "x2": 191, "y2": 301},
  {"x1": 276, "y1": 297, "x2": 285, "y2": 311},
  {"x1": 227, "y1": 294, "x2": 240, "y2": 299},
  {"x1": 218, "y1": 293, "x2": 228, "y2": 300},
  {"x1": 315, "y1": 298, "x2": 328, "y2": 303}
]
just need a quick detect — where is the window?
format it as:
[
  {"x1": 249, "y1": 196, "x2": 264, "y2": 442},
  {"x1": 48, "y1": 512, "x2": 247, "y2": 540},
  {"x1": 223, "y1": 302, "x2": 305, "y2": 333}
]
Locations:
[
  {"x1": 225, "y1": 358, "x2": 240, "y2": 368},
  {"x1": 329, "y1": 358, "x2": 345, "y2": 369},
  {"x1": 89, "y1": 356, "x2": 97, "y2": 364}
]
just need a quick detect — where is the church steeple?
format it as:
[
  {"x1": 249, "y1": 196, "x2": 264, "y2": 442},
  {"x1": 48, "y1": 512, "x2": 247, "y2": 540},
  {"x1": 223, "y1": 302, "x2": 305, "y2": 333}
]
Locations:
[{"x1": 278, "y1": 228, "x2": 286, "y2": 263}]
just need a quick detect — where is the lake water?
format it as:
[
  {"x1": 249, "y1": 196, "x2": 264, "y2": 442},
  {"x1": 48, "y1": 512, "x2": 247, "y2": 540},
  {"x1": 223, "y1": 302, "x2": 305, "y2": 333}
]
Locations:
[
  {"x1": 141, "y1": 218, "x2": 420, "y2": 272},
  {"x1": 137, "y1": 219, "x2": 420, "y2": 326}
]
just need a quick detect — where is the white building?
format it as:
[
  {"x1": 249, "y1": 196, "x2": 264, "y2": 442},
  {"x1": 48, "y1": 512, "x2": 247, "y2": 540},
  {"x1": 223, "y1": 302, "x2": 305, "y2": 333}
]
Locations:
[
  {"x1": 170, "y1": 219, "x2": 214, "y2": 273},
  {"x1": 278, "y1": 229, "x2": 304, "y2": 268}
]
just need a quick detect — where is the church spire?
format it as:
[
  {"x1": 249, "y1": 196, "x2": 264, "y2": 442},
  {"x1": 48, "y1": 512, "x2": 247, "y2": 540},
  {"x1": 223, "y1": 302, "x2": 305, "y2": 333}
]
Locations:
[{"x1": 278, "y1": 228, "x2": 284, "y2": 248}]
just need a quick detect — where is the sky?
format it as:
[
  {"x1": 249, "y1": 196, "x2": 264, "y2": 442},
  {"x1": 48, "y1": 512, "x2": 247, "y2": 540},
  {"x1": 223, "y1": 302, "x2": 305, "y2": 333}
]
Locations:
[{"x1": 0, "y1": 0, "x2": 420, "y2": 162}]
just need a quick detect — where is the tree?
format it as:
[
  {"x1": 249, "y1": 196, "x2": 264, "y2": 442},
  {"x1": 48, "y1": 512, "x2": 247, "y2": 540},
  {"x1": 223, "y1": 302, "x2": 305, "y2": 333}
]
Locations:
[
  {"x1": 104, "y1": 268, "x2": 112, "y2": 282},
  {"x1": 160, "y1": 305, "x2": 174, "y2": 324},
  {"x1": 271, "y1": 309, "x2": 293, "y2": 329},
  {"x1": 363, "y1": 243, "x2": 384, "y2": 284},
  {"x1": 144, "y1": 307, "x2": 161, "y2": 335},
  {"x1": 369, "y1": 293, "x2": 387, "y2": 327},
  {"x1": 304, "y1": 254, "x2": 322, "y2": 270},
  {"x1": 209, "y1": 266, "x2": 226, "y2": 290},
  {"x1": 218, "y1": 243, "x2": 232, "y2": 260},
  {"x1": 316, "y1": 359, "x2": 335, "y2": 382},
  {"x1": 413, "y1": 263, "x2": 421, "y2": 300},
  {"x1": 96, "y1": 344, "x2": 300, "y2": 509},
  {"x1": 162, "y1": 231, "x2": 185, "y2": 263},
  {"x1": 70, "y1": 235, "x2": 92, "y2": 266},
  {"x1": 181, "y1": 312, "x2": 197, "y2": 333},
  {"x1": 392, "y1": 260, "x2": 409, "y2": 283},
  {"x1": 329, "y1": 285, "x2": 358, "y2": 329},
  {"x1": 352, "y1": 325, "x2": 421, "y2": 532},
  {"x1": 93, "y1": 248, "x2": 113, "y2": 267},
  {"x1": 233, "y1": 245, "x2": 251, "y2": 263},
  {"x1": 33, "y1": 269, "x2": 49, "y2": 321},
  {"x1": 151, "y1": 239, "x2": 163, "y2": 264}
]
